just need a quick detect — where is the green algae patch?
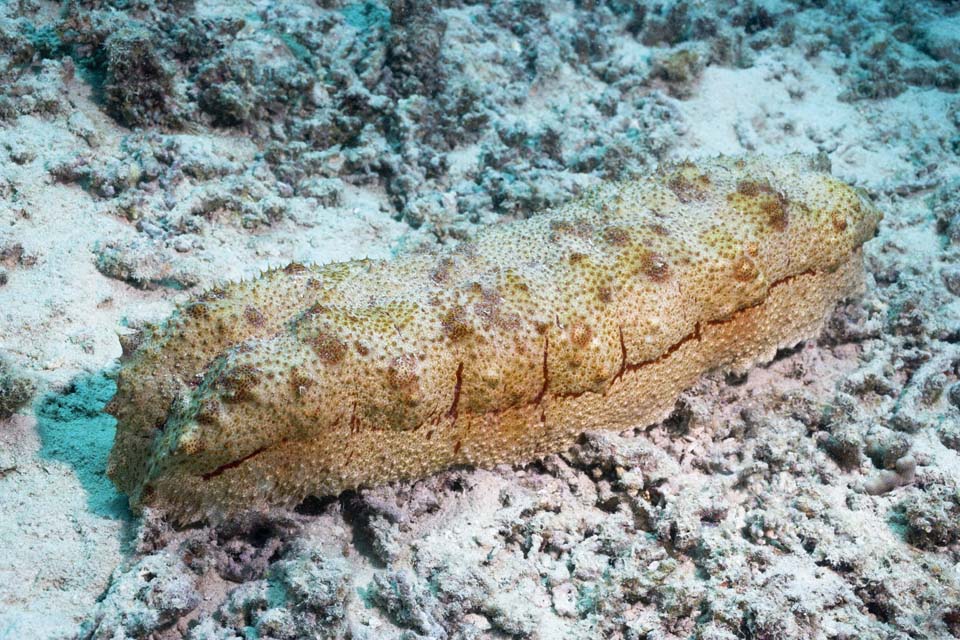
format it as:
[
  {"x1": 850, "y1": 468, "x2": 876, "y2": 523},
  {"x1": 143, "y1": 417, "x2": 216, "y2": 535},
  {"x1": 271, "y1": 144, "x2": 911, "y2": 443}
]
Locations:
[{"x1": 37, "y1": 373, "x2": 131, "y2": 520}]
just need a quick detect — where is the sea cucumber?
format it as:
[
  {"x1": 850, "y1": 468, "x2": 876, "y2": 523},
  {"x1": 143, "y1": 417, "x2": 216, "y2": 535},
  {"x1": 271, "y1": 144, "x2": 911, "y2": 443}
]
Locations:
[{"x1": 106, "y1": 154, "x2": 881, "y2": 522}]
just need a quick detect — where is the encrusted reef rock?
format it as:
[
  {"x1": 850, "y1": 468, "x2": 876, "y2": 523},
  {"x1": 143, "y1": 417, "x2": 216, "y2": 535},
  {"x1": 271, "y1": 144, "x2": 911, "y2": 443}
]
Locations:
[{"x1": 107, "y1": 154, "x2": 880, "y2": 522}]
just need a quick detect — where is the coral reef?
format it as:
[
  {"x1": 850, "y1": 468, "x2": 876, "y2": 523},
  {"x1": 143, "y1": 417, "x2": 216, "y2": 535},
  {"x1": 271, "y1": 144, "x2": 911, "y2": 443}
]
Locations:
[
  {"x1": 6, "y1": 0, "x2": 948, "y2": 245},
  {"x1": 107, "y1": 154, "x2": 880, "y2": 521},
  {"x1": 0, "y1": 0, "x2": 958, "y2": 636},
  {"x1": 79, "y1": 552, "x2": 201, "y2": 639}
]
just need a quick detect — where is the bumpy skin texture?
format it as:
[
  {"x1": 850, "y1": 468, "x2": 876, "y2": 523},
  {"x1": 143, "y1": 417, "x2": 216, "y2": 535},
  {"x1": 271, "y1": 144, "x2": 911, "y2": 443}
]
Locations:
[{"x1": 107, "y1": 154, "x2": 880, "y2": 522}]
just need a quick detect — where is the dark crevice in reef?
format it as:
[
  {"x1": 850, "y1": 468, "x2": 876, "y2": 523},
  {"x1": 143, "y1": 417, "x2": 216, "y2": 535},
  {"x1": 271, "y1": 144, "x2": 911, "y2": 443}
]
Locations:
[
  {"x1": 294, "y1": 494, "x2": 338, "y2": 516},
  {"x1": 339, "y1": 490, "x2": 388, "y2": 569}
]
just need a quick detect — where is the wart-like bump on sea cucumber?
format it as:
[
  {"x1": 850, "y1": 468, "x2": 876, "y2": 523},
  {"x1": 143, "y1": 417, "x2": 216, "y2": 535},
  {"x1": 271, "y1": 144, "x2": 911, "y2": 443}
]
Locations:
[{"x1": 106, "y1": 154, "x2": 881, "y2": 522}]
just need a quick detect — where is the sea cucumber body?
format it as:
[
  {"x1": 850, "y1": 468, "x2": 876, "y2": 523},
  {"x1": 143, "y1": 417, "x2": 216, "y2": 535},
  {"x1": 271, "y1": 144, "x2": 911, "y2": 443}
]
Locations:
[{"x1": 107, "y1": 154, "x2": 880, "y2": 522}]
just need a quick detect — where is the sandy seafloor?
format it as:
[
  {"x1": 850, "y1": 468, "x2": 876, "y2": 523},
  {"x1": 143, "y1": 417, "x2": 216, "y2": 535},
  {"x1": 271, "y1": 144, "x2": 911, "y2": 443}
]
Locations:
[{"x1": 1, "y1": 0, "x2": 959, "y2": 638}]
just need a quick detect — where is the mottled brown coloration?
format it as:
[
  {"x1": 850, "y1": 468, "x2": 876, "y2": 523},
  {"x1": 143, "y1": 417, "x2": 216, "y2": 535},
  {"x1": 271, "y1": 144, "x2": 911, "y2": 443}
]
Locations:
[{"x1": 107, "y1": 154, "x2": 880, "y2": 522}]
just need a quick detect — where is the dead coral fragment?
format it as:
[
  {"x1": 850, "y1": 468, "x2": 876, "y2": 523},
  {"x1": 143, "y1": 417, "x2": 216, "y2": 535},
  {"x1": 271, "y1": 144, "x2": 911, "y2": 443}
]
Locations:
[
  {"x1": 0, "y1": 356, "x2": 34, "y2": 419},
  {"x1": 106, "y1": 154, "x2": 881, "y2": 522},
  {"x1": 103, "y1": 28, "x2": 178, "y2": 128}
]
